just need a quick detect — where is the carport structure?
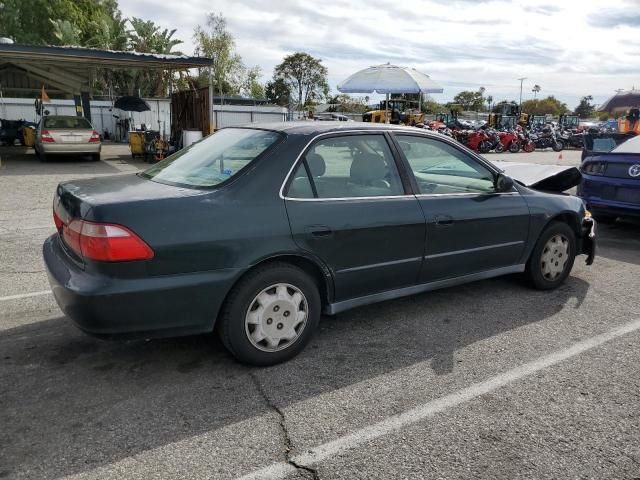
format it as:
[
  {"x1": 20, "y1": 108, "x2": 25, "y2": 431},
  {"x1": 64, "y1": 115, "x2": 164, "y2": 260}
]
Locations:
[{"x1": 0, "y1": 43, "x2": 213, "y2": 127}]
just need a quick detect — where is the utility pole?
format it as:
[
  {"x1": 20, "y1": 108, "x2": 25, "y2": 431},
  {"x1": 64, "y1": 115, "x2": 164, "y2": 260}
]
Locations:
[{"x1": 517, "y1": 77, "x2": 527, "y2": 111}]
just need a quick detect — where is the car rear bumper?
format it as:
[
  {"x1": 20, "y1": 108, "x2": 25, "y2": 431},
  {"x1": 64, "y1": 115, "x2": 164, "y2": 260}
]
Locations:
[
  {"x1": 39, "y1": 143, "x2": 101, "y2": 155},
  {"x1": 577, "y1": 175, "x2": 640, "y2": 218},
  {"x1": 43, "y1": 234, "x2": 241, "y2": 339}
]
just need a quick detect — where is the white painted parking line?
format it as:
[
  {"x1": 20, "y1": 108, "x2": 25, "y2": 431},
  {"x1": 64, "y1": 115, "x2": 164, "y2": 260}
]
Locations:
[
  {"x1": 0, "y1": 290, "x2": 52, "y2": 302},
  {"x1": 239, "y1": 317, "x2": 640, "y2": 480}
]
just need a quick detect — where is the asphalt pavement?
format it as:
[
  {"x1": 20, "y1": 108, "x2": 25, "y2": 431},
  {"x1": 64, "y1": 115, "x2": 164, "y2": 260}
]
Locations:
[{"x1": 0, "y1": 144, "x2": 638, "y2": 480}]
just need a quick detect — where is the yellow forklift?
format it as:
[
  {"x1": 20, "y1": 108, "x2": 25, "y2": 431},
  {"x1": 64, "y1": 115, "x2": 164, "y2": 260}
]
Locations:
[{"x1": 363, "y1": 99, "x2": 424, "y2": 125}]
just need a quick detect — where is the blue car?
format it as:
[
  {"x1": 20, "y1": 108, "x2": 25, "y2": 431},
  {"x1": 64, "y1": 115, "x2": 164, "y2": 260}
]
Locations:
[{"x1": 578, "y1": 135, "x2": 640, "y2": 222}]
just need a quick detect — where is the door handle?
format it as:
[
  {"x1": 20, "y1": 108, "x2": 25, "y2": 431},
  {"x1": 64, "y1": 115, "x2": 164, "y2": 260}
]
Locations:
[
  {"x1": 434, "y1": 215, "x2": 454, "y2": 227},
  {"x1": 305, "y1": 225, "x2": 333, "y2": 237}
]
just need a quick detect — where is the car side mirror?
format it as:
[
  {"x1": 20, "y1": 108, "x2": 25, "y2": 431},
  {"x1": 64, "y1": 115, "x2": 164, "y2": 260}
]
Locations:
[{"x1": 495, "y1": 173, "x2": 514, "y2": 192}]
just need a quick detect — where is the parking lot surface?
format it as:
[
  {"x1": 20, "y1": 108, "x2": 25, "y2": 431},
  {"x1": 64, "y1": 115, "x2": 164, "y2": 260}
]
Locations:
[{"x1": 1, "y1": 145, "x2": 639, "y2": 479}]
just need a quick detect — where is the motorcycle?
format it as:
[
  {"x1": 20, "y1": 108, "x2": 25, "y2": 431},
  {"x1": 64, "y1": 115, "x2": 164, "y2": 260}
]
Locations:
[
  {"x1": 529, "y1": 126, "x2": 563, "y2": 151},
  {"x1": 496, "y1": 129, "x2": 521, "y2": 153},
  {"x1": 518, "y1": 130, "x2": 536, "y2": 153}
]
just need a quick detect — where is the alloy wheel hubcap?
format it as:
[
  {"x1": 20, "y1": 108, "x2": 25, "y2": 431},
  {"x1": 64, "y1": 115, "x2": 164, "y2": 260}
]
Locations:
[
  {"x1": 540, "y1": 234, "x2": 569, "y2": 281},
  {"x1": 245, "y1": 283, "x2": 308, "y2": 352}
]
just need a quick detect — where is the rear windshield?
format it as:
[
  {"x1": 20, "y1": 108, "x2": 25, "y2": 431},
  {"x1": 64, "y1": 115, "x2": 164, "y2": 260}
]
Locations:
[
  {"x1": 142, "y1": 128, "x2": 281, "y2": 188},
  {"x1": 43, "y1": 116, "x2": 92, "y2": 129}
]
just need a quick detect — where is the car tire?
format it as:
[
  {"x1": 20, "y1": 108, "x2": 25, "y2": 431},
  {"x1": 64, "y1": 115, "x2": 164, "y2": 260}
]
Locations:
[
  {"x1": 91, "y1": 153, "x2": 100, "y2": 162},
  {"x1": 39, "y1": 152, "x2": 48, "y2": 163},
  {"x1": 525, "y1": 221, "x2": 576, "y2": 290},
  {"x1": 218, "y1": 262, "x2": 321, "y2": 366}
]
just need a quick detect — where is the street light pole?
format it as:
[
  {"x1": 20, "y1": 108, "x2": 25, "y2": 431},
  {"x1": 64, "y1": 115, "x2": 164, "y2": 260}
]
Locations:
[{"x1": 518, "y1": 77, "x2": 527, "y2": 111}]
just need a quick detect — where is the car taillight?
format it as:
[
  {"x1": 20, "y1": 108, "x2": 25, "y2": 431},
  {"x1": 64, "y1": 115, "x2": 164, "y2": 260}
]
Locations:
[
  {"x1": 53, "y1": 204, "x2": 153, "y2": 262},
  {"x1": 581, "y1": 161, "x2": 606, "y2": 175},
  {"x1": 41, "y1": 130, "x2": 55, "y2": 142},
  {"x1": 89, "y1": 130, "x2": 100, "y2": 143}
]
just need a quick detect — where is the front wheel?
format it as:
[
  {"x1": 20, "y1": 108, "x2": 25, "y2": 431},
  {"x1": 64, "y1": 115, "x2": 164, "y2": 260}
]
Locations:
[
  {"x1": 508, "y1": 141, "x2": 520, "y2": 153},
  {"x1": 525, "y1": 222, "x2": 576, "y2": 290},
  {"x1": 495, "y1": 143, "x2": 505, "y2": 153},
  {"x1": 552, "y1": 141, "x2": 564, "y2": 152},
  {"x1": 218, "y1": 263, "x2": 321, "y2": 366},
  {"x1": 478, "y1": 141, "x2": 491, "y2": 154},
  {"x1": 523, "y1": 142, "x2": 535, "y2": 153}
]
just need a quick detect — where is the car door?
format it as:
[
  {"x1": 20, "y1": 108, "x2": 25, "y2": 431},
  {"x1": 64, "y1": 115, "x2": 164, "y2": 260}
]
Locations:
[
  {"x1": 392, "y1": 133, "x2": 530, "y2": 283},
  {"x1": 283, "y1": 132, "x2": 426, "y2": 301}
]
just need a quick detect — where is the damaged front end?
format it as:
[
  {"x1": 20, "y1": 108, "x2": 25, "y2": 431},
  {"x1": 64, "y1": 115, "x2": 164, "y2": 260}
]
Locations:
[
  {"x1": 490, "y1": 160, "x2": 595, "y2": 265},
  {"x1": 491, "y1": 161, "x2": 582, "y2": 193},
  {"x1": 580, "y1": 215, "x2": 596, "y2": 266}
]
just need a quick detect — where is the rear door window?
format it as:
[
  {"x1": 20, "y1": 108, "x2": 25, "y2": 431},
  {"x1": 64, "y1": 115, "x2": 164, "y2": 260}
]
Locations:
[{"x1": 286, "y1": 134, "x2": 404, "y2": 199}]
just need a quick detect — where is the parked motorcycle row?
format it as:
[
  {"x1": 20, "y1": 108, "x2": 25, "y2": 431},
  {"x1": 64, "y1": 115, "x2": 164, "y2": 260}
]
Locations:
[{"x1": 416, "y1": 122, "x2": 585, "y2": 154}]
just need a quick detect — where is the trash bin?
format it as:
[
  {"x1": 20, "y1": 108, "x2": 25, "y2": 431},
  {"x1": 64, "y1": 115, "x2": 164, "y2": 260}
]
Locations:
[
  {"x1": 128, "y1": 131, "x2": 145, "y2": 158},
  {"x1": 22, "y1": 126, "x2": 36, "y2": 147}
]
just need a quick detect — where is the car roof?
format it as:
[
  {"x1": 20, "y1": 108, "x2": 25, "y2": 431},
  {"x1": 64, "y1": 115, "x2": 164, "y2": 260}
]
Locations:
[{"x1": 232, "y1": 121, "x2": 434, "y2": 136}]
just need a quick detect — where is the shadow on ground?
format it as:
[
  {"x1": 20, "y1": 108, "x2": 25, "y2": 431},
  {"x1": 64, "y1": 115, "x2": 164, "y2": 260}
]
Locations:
[
  {"x1": 0, "y1": 275, "x2": 589, "y2": 479},
  {"x1": 596, "y1": 218, "x2": 640, "y2": 266}
]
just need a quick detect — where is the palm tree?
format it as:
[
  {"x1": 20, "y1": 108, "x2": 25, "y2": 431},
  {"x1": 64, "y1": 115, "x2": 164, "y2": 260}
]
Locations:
[
  {"x1": 486, "y1": 95, "x2": 493, "y2": 112},
  {"x1": 532, "y1": 84, "x2": 541, "y2": 99}
]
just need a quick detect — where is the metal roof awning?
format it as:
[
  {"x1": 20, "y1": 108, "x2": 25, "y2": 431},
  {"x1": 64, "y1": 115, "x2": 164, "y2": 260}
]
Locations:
[
  {"x1": 0, "y1": 43, "x2": 212, "y2": 95},
  {"x1": 0, "y1": 43, "x2": 212, "y2": 70}
]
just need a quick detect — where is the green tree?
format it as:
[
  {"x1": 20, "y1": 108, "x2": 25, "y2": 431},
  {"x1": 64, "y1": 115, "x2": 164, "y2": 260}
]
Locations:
[
  {"x1": 274, "y1": 52, "x2": 329, "y2": 110},
  {"x1": 265, "y1": 78, "x2": 291, "y2": 106},
  {"x1": 194, "y1": 13, "x2": 245, "y2": 101},
  {"x1": 521, "y1": 96, "x2": 570, "y2": 116},
  {"x1": 451, "y1": 89, "x2": 485, "y2": 111},
  {"x1": 574, "y1": 95, "x2": 595, "y2": 118},
  {"x1": 242, "y1": 65, "x2": 265, "y2": 99},
  {"x1": 532, "y1": 84, "x2": 541, "y2": 99},
  {"x1": 422, "y1": 99, "x2": 447, "y2": 114}
]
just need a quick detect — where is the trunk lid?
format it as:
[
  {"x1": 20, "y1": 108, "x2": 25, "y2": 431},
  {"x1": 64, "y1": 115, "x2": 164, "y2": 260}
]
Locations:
[
  {"x1": 54, "y1": 174, "x2": 208, "y2": 266},
  {"x1": 48, "y1": 128, "x2": 93, "y2": 144}
]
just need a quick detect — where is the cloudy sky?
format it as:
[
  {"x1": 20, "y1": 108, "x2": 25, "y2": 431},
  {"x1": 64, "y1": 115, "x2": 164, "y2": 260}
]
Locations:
[{"x1": 119, "y1": 0, "x2": 640, "y2": 109}]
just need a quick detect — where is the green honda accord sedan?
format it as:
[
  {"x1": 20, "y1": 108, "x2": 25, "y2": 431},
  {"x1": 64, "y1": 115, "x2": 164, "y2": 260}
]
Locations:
[{"x1": 44, "y1": 123, "x2": 595, "y2": 365}]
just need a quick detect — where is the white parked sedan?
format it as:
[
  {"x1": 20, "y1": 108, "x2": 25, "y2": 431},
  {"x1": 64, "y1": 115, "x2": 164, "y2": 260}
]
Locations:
[{"x1": 35, "y1": 115, "x2": 101, "y2": 162}]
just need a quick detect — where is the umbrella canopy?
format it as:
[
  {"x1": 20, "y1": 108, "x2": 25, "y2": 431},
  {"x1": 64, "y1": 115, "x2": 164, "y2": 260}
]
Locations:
[
  {"x1": 114, "y1": 96, "x2": 151, "y2": 112},
  {"x1": 337, "y1": 63, "x2": 443, "y2": 94},
  {"x1": 599, "y1": 89, "x2": 640, "y2": 113}
]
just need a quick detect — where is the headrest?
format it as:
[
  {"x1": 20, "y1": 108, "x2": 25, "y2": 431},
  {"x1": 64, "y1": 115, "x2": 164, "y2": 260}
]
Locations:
[
  {"x1": 305, "y1": 152, "x2": 326, "y2": 177},
  {"x1": 350, "y1": 153, "x2": 387, "y2": 185}
]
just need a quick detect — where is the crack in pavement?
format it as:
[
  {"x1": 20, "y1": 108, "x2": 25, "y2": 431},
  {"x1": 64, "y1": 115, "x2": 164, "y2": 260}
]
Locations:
[{"x1": 248, "y1": 370, "x2": 320, "y2": 480}]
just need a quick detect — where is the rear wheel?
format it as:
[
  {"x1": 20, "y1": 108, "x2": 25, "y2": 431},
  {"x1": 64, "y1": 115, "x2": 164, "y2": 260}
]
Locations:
[
  {"x1": 218, "y1": 263, "x2": 321, "y2": 366},
  {"x1": 91, "y1": 153, "x2": 100, "y2": 162},
  {"x1": 39, "y1": 151, "x2": 48, "y2": 163},
  {"x1": 523, "y1": 142, "x2": 535, "y2": 153},
  {"x1": 509, "y1": 141, "x2": 520, "y2": 153},
  {"x1": 495, "y1": 143, "x2": 505, "y2": 153},
  {"x1": 525, "y1": 222, "x2": 576, "y2": 290}
]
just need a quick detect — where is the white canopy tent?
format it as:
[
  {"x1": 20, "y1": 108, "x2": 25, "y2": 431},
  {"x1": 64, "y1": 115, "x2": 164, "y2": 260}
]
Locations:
[{"x1": 337, "y1": 63, "x2": 443, "y2": 123}]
